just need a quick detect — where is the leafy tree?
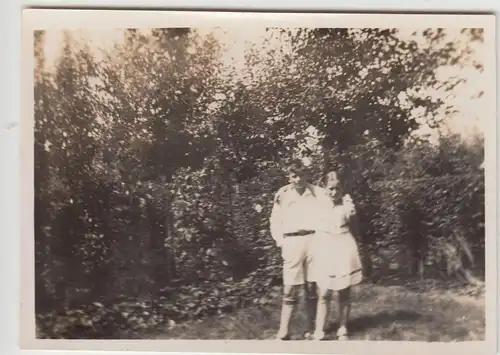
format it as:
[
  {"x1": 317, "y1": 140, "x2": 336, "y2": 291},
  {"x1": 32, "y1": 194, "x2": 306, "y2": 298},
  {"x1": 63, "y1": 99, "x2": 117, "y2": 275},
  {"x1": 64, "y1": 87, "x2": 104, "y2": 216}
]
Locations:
[{"x1": 34, "y1": 27, "x2": 486, "y2": 338}]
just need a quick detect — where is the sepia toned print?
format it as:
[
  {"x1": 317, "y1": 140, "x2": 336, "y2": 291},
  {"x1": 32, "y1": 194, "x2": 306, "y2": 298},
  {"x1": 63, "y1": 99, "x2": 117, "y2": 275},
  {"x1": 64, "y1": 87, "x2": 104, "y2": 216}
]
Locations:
[{"x1": 21, "y1": 9, "x2": 496, "y2": 355}]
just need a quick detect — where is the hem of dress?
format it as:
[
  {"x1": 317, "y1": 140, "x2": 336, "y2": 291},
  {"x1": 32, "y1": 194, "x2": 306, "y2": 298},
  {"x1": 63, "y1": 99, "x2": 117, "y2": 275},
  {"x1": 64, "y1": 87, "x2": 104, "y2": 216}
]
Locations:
[{"x1": 319, "y1": 270, "x2": 363, "y2": 291}]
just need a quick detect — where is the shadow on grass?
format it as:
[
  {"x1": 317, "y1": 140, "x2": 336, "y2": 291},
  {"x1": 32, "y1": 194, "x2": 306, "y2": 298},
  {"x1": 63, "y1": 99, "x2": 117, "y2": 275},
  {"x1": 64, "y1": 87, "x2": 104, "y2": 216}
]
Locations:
[{"x1": 326, "y1": 310, "x2": 431, "y2": 334}]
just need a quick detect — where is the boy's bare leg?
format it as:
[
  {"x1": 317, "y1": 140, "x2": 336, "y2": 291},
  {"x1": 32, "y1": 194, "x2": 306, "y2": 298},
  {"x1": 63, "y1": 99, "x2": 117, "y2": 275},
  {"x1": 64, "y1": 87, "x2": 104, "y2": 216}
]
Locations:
[{"x1": 277, "y1": 285, "x2": 298, "y2": 340}]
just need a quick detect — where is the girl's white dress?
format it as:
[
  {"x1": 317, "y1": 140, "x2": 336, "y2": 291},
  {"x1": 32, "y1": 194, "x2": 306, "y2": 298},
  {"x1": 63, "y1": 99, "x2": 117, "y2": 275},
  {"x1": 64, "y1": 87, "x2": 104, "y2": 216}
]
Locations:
[{"x1": 316, "y1": 194, "x2": 363, "y2": 291}]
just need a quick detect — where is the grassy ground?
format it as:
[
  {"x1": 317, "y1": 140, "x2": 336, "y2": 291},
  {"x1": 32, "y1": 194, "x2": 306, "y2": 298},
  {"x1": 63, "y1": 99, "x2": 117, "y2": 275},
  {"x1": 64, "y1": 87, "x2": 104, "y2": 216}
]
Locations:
[{"x1": 143, "y1": 281, "x2": 485, "y2": 342}]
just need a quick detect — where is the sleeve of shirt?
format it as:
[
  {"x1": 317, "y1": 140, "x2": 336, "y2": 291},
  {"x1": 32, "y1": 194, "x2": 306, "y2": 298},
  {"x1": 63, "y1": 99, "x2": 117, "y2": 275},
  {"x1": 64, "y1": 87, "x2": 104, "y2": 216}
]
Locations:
[{"x1": 269, "y1": 190, "x2": 284, "y2": 247}]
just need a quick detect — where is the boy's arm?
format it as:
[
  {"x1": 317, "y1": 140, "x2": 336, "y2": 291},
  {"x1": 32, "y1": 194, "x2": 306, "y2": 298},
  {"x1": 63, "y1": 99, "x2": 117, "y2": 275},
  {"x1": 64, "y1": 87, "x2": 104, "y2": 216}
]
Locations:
[{"x1": 269, "y1": 190, "x2": 285, "y2": 247}]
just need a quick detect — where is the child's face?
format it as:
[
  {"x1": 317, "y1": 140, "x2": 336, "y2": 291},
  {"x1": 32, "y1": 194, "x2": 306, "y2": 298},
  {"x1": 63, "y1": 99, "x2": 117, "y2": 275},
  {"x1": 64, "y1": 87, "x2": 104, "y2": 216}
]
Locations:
[
  {"x1": 288, "y1": 171, "x2": 307, "y2": 189},
  {"x1": 328, "y1": 185, "x2": 338, "y2": 198},
  {"x1": 326, "y1": 173, "x2": 339, "y2": 198}
]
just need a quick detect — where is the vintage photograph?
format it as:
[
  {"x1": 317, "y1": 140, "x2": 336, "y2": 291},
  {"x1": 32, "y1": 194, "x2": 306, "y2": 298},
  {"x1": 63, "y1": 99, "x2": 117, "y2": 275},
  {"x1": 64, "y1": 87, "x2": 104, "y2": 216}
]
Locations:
[{"x1": 22, "y1": 9, "x2": 496, "y2": 354}]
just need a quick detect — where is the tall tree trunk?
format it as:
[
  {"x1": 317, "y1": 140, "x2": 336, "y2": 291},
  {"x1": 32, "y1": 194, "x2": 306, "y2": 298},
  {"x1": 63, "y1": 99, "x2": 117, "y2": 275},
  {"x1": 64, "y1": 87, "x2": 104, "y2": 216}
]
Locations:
[
  {"x1": 418, "y1": 256, "x2": 425, "y2": 279},
  {"x1": 164, "y1": 197, "x2": 178, "y2": 281},
  {"x1": 227, "y1": 170, "x2": 235, "y2": 236},
  {"x1": 148, "y1": 199, "x2": 170, "y2": 290},
  {"x1": 322, "y1": 138, "x2": 337, "y2": 182}
]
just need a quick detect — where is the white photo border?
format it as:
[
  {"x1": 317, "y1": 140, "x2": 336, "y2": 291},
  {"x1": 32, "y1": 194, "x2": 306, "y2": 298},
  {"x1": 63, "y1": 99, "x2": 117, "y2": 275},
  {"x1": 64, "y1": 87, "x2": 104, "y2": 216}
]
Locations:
[{"x1": 20, "y1": 9, "x2": 497, "y2": 355}]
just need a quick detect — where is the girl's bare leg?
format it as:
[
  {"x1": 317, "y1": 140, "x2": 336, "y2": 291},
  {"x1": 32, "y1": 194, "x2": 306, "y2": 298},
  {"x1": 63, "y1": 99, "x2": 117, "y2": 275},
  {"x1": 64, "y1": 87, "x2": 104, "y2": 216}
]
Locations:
[
  {"x1": 313, "y1": 287, "x2": 332, "y2": 340},
  {"x1": 304, "y1": 281, "x2": 318, "y2": 338},
  {"x1": 336, "y1": 287, "x2": 351, "y2": 340}
]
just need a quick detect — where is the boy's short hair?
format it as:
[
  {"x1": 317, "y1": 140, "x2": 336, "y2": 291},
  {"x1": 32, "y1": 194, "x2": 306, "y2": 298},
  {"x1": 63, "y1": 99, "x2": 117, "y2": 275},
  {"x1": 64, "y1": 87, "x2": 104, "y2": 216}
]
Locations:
[{"x1": 286, "y1": 159, "x2": 307, "y2": 176}]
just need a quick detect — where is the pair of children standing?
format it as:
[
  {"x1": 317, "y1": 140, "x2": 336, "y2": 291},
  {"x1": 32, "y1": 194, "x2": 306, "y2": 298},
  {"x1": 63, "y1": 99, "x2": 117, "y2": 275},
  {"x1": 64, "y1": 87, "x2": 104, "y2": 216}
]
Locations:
[{"x1": 270, "y1": 160, "x2": 363, "y2": 341}]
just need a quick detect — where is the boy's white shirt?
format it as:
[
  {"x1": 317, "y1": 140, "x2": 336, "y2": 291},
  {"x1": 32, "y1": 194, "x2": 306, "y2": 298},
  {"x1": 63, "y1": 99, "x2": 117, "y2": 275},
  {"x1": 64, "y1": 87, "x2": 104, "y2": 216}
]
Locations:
[{"x1": 270, "y1": 184, "x2": 356, "y2": 247}]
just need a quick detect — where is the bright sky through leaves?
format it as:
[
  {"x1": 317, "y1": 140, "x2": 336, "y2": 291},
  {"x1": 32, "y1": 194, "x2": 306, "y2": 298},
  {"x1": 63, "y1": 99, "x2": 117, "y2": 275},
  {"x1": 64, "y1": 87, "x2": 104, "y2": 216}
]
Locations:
[{"x1": 40, "y1": 27, "x2": 486, "y2": 144}]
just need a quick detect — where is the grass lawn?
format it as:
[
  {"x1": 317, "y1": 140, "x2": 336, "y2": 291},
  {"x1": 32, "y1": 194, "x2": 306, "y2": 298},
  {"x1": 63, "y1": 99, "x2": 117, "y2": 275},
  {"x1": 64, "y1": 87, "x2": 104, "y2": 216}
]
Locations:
[{"x1": 145, "y1": 281, "x2": 485, "y2": 342}]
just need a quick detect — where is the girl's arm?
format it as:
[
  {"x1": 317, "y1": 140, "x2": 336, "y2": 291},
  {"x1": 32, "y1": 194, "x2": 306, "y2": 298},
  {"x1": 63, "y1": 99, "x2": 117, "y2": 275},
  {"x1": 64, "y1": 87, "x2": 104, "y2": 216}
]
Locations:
[{"x1": 342, "y1": 194, "x2": 356, "y2": 219}]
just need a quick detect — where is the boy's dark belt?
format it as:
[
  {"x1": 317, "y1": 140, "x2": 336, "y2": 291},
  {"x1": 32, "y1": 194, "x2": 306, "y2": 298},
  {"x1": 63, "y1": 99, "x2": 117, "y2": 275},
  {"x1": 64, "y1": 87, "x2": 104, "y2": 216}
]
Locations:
[{"x1": 283, "y1": 230, "x2": 315, "y2": 237}]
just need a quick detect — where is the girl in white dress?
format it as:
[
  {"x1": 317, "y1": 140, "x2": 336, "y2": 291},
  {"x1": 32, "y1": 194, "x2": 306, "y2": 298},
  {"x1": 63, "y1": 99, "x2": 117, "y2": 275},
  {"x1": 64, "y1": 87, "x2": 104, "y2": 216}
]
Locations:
[{"x1": 313, "y1": 171, "x2": 363, "y2": 341}]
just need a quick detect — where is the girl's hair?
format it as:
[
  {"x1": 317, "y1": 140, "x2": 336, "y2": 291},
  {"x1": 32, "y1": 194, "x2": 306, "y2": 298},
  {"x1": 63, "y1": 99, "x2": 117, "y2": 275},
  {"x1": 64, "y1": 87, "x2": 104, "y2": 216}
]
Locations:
[{"x1": 325, "y1": 170, "x2": 346, "y2": 205}]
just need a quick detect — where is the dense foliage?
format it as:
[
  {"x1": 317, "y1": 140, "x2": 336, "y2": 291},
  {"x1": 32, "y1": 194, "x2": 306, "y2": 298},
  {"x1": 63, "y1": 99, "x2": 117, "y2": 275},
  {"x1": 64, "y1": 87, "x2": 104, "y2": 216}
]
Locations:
[{"x1": 33, "y1": 27, "x2": 485, "y2": 338}]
